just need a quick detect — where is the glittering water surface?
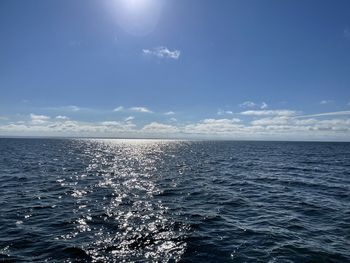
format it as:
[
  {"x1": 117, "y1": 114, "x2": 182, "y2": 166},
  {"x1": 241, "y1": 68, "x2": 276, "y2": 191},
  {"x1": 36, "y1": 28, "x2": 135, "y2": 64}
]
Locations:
[{"x1": 0, "y1": 139, "x2": 349, "y2": 262}]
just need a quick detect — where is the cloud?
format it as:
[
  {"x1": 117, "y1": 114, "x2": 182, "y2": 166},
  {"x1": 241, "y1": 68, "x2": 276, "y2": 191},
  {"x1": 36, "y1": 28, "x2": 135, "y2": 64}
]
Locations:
[
  {"x1": 184, "y1": 118, "x2": 243, "y2": 135},
  {"x1": 30, "y1": 113, "x2": 50, "y2": 124},
  {"x1": 125, "y1": 116, "x2": 135, "y2": 122},
  {"x1": 1, "y1": 109, "x2": 350, "y2": 141},
  {"x1": 101, "y1": 121, "x2": 123, "y2": 126},
  {"x1": 204, "y1": 118, "x2": 241, "y2": 124},
  {"x1": 249, "y1": 116, "x2": 350, "y2": 137},
  {"x1": 113, "y1": 106, "x2": 124, "y2": 112},
  {"x1": 142, "y1": 47, "x2": 181, "y2": 60},
  {"x1": 296, "y1": 111, "x2": 350, "y2": 118},
  {"x1": 0, "y1": 116, "x2": 8, "y2": 121},
  {"x1": 114, "y1": 106, "x2": 152, "y2": 113},
  {"x1": 48, "y1": 105, "x2": 80, "y2": 112},
  {"x1": 239, "y1": 101, "x2": 268, "y2": 110},
  {"x1": 240, "y1": 110, "x2": 297, "y2": 117},
  {"x1": 63, "y1": 105, "x2": 80, "y2": 111},
  {"x1": 251, "y1": 116, "x2": 290, "y2": 126},
  {"x1": 129, "y1": 107, "x2": 153, "y2": 113},
  {"x1": 164, "y1": 111, "x2": 175, "y2": 115},
  {"x1": 260, "y1": 102, "x2": 268, "y2": 109},
  {"x1": 344, "y1": 28, "x2": 350, "y2": 38},
  {"x1": 217, "y1": 109, "x2": 233, "y2": 115},
  {"x1": 56, "y1": 115, "x2": 69, "y2": 120},
  {"x1": 320, "y1": 100, "x2": 333, "y2": 105},
  {"x1": 239, "y1": 101, "x2": 257, "y2": 108},
  {"x1": 142, "y1": 122, "x2": 179, "y2": 134}
]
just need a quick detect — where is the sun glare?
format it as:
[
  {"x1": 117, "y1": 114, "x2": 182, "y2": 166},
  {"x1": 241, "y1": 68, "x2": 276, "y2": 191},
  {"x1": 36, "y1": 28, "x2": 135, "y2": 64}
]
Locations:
[
  {"x1": 111, "y1": 0, "x2": 163, "y2": 36},
  {"x1": 120, "y1": 0, "x2": 153, "y2": 13}
]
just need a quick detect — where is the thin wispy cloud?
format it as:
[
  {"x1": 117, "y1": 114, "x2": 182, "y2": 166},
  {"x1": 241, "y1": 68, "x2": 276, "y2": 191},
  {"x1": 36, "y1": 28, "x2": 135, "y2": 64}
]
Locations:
[
  {"x1": 164, "y1": 111, "x2": 175, "y2": 115},
  {"x1": 296, "y1": 111, "x2": 350, "y2": 118},
  {"x1": 217, "y1": 109, "x2": 233, "y2": 115},
  {"x1": 143, "y1": 46, "x2": 181, "y2": 60},
  {"x1": 239, "y1": 101, "x2": 268, "y2": 110},
  {"x1": 113, "y1": 106, "x2": 152, "y2": 113},
  {"x1": 113, "y1": 106, "x2": 124, "y2": 112},
  {"x1": 261, "y1": 102, "x2": 268, "y2": 109},
  {"x1": 48, "y1": 105, "x2": 81, "y2": 112},
  {"x1": 240, "y1": 110, "x2": 297, "y2": 117},
  {"x1": 0, "y1": 116, "x2": 8, "y2": 121},
  {"x1": 65, "y1": 105, "x2": 80, "y2": 111},
  {"x1": 344, "y1": 28, "x2": 350, "y2": 38},
  {"x1": 125, "y1": 116, "x2": 135, "y2": 122},
  {"x1": 320, "y1": 100, "x2": 333, "y2": 105},
  {"x1": 239, "y1": 101, "x2": 257, "y2": 108},
  {"x1": 129, "y1": 107, "x2": 153, "y2": 113}
]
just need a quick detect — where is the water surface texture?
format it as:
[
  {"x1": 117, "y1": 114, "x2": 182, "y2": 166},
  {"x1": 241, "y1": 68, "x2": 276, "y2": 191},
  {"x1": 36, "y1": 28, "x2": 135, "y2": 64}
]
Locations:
[{"x1": 0, "y1": 139, "x2": 349, "y2": 262}]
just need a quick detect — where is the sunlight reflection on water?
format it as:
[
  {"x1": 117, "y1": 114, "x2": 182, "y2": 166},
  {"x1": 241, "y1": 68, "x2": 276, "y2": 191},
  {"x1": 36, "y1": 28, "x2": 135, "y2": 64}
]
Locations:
[{"x1": 67, "y1": 139, "x2": 187, "y2": 262}]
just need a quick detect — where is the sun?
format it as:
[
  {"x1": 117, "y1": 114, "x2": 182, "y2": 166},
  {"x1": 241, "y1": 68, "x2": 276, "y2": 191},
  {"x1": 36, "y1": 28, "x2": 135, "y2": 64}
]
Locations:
[
  {"x1": 111, "y1": 0, "x2": 163, "y2": 36},
  {"x1": 120, "y1": 0, "x2": 153, "y2": 13}
]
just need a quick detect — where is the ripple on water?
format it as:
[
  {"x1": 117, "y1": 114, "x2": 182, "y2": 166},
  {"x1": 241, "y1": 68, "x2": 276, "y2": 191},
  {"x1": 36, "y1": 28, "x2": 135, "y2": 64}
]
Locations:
[{"x1": 0, "y1": 139, "x2": 349, "y2": 262}]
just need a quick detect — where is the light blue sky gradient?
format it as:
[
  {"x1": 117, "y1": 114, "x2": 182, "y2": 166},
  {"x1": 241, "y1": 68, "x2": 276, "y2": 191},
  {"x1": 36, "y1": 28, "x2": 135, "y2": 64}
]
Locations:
[{"x1": 1, "y1": 0, "x2": 350, "y2": 140}]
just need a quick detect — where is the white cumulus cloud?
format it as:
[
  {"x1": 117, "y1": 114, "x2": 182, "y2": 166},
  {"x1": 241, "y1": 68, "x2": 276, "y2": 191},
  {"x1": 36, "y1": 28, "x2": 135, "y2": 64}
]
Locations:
[
  {"x1": 142, "y1": 122, "x2": 179, "y2": 133},
  {"x1": 1, "y1": 109, "x2": 350, "y2": 141},
  {"x1": 30, "y1": 113, "x2": 50, "y2": 124},
  {"x1": 101, "y1": 121, "x2": 123, "y2": 126}
]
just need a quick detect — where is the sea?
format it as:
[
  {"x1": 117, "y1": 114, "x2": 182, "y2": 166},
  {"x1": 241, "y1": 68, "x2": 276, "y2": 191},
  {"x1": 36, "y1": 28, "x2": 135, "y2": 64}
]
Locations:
[{"x1": 0, "y1": 138, "x2": 349, "y2": 262}]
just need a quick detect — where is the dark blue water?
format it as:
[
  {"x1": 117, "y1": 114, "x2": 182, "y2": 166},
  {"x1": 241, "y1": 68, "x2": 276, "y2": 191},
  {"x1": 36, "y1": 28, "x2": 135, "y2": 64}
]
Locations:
[{"x1": 0, "y1": 139, "x2": 349, "y2": 262}]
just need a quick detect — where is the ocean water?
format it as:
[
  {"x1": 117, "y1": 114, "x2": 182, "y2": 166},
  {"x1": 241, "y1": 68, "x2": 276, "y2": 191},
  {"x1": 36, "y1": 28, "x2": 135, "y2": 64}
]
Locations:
[{"x1": 0, "y1": 139, "x2": 349, "y2": 262}]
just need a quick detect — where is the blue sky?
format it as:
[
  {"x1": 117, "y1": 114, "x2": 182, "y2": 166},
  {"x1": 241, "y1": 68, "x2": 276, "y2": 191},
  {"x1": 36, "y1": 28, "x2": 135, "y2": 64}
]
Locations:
[{"x1": 1, "y1": 0, "x2": 350, "y2": 140}]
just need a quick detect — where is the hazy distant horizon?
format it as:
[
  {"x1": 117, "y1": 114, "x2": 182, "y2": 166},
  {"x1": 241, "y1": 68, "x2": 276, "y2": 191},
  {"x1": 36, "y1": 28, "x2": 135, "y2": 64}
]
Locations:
[{"x1": 1, "y1": 135, "x2": 349, "y2": 143}]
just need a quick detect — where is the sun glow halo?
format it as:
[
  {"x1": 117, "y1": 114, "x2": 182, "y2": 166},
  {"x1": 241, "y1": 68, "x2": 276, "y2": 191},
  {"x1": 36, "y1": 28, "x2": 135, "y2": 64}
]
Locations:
[
  {"x1": 111, "y1": 0, "x2": 163, "y2": 36},
  {"x1": 120, "y1": 0, "x2": 154, "y2": 13}
]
